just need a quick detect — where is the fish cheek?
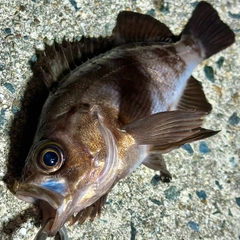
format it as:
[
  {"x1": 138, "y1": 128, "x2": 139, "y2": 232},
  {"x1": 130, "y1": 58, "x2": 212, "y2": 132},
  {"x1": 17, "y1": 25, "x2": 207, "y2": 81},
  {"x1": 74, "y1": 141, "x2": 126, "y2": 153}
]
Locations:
[{"x1": 57, "y1": 146, "x2": 100, "y2": 191}]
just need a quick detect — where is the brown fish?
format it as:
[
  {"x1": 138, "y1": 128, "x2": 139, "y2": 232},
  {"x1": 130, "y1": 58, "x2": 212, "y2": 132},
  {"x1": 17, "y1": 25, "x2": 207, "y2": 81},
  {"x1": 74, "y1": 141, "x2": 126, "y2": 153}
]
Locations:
[{"x1": 16, "y1": 1, "x2": 235, "y2": 238}]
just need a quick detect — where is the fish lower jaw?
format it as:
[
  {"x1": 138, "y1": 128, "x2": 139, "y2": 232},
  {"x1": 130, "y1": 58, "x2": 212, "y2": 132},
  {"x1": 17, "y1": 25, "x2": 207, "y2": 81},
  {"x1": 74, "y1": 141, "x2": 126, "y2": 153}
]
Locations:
[
  {"x1": 38, "y1": 201, "x2": 68, "y2": 237},
  {"x1": 16, "y1": 188, "x2": 71, "y2": 236}
]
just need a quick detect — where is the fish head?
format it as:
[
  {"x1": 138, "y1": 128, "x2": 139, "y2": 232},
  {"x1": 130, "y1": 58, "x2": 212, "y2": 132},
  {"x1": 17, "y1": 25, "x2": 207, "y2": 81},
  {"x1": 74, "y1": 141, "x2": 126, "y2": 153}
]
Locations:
[{"x1": 16, "y1": 94, "x2": 120, "y2": 236}]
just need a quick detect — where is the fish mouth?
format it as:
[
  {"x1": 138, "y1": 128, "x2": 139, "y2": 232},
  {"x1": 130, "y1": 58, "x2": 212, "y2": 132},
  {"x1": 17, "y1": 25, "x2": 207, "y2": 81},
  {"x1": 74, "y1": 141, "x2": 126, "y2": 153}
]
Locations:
[{"x1": 16, "y1": 185, "x2": 71, "y2": 237}]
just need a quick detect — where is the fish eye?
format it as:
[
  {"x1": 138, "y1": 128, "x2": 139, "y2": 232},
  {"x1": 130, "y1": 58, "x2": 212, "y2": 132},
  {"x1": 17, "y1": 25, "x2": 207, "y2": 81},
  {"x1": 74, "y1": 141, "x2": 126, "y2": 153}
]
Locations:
[
  {"x1": 42, "y1": 149, "x2": 60, "y2": 166},
  {"x1": 34, "y1": 140, "x2": 65, "y2": 173}
]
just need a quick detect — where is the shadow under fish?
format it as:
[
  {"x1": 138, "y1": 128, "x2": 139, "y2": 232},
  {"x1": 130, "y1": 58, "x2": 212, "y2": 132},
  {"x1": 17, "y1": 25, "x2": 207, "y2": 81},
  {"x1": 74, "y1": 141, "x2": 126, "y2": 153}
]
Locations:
[
  {"x1": 4, "y1": 1, "x2": 235, "y2": 239},
  {"x1": 3, "y1": 33, "x2": 115, "y2": 240}
]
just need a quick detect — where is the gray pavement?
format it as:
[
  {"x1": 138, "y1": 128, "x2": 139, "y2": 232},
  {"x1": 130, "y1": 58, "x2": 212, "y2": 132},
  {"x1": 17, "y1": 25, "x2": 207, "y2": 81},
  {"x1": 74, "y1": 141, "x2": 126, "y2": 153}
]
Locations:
[{"x1": 0, "y1": 0, "x2": 239, "y2": 239}]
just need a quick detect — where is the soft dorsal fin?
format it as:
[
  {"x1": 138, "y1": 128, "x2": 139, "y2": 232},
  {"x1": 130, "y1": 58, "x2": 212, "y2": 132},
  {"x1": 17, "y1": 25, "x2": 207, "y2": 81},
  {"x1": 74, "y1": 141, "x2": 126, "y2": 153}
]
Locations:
[
  {"x1": 177, "y1": 76, "x2": 212, "y2": 113},
  {"x1": 112, "y1": 11, "x2": 174, "y2": 45},
  {"x1": 33, "y1": 37, "x2": 114, "y2": 91}
]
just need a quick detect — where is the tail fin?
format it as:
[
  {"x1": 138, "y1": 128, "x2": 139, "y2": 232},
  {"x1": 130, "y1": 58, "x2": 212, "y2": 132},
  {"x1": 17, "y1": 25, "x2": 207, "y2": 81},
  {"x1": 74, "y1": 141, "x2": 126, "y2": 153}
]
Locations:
[{"x1": 182, "y1": 1, "x2": 235, "y2": 59}]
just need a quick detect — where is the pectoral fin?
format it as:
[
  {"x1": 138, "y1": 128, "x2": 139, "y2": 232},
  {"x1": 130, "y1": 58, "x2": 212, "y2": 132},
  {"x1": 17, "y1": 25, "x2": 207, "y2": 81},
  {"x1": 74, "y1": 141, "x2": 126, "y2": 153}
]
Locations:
[
  {"x1": 70, "y1": 192, "x2": 109, "y2": 225},
  {"x1": 123, "y1": 110, "x2": 218, "y2": 153},
  {"x1": 150, "y1": 128, "x2": 218, "y2": 153}
]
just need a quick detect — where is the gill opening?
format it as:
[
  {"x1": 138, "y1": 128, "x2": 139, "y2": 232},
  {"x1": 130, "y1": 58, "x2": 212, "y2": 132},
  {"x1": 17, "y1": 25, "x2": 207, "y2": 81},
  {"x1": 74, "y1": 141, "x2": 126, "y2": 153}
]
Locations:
[{"x1": 96, "y1": 111, "x2": 119, "y2": 190}]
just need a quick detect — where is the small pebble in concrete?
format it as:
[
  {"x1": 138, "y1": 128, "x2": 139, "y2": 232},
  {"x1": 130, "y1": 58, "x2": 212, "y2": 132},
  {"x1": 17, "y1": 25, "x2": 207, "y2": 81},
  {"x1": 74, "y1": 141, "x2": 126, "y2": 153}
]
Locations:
[
  {"x1": 199, "y1": 141, "x2": 211, "y2": 154},
  {"x1": 204, "y1": 65, "x2": 215, "y2": 82},
  {"x1": 229, "y1": 157, "x2": 236, "y2": 168},
  {"x1": 215, "y1": 180, "x2": 223, "y2": 190},
  {"x1": 149, "y1": 198, "x2": 162, "y2": 206},
  {"x1": 160, "y1": 2, "x2": 170, "y2": 14},
  {"x1": 216, "y1": 56, "x2": 224, "y2": 69},
  {"x1": 0, "y1": 108, "x2": 6, "y2": 128},
  {"x1": 147, "y1": 9, "x2": 155, "y2": 17},
  {"x1": 181, "y1": 143, "x2": 194, "y2": 154},
  {"x1": 130, "y1": 221, "x2": 137, "y2": 240},
  {"x1": 228, "y1": 112, "x2": 240, "y2": 125},
  {"x1": 150, "y1": 174, "x2": 161, "y2": 186},
  {"x1": 188, "y1": 221, "x2": 200, "y2": 232},
  {"x1": 164, "y1": 186, "x2": 180, "y2": 201},
  {"x1": 69, "y1": 0, "x2": 80, "y2": 11},
  {"x1": 196, "y1": 190, "x2": 207, "y2": 200},
  {"x1": 236, "y1": 197, "x2": 240, "y2": 207},
  {"x1": 4, "y1": 28, "x2": 12, "y2": 34},
  {"x1": 4, "y1": 82, "x2": 15, "y2": 93}
]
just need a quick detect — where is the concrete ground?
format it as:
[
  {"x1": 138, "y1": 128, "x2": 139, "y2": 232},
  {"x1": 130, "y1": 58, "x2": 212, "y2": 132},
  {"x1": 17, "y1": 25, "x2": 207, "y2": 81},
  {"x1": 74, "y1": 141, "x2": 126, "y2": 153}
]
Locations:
[{"x1": 0, "y1": 0, "x2": 239, "y2": 239}]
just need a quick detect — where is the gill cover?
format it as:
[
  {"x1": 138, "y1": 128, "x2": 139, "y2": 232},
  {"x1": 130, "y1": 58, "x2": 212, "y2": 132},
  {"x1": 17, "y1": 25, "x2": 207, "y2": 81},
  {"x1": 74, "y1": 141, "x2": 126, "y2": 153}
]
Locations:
[{"x1": 92, "y1": 109, "x2": 119, "y2": 193}]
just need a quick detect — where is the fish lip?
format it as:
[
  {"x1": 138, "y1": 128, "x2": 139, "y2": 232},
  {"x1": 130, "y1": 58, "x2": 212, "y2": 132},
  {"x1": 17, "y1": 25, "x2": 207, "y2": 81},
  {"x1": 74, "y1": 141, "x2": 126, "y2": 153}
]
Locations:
[{"x1": 16, "y1": 184, "x2": 64, "y2": 209}]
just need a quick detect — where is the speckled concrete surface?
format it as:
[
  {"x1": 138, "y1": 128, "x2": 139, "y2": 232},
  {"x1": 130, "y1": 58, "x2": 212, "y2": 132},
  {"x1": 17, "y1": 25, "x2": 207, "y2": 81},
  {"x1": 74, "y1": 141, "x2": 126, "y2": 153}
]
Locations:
[{"x1": 0, "y1": 0, "x2": 239, "y2": 239}]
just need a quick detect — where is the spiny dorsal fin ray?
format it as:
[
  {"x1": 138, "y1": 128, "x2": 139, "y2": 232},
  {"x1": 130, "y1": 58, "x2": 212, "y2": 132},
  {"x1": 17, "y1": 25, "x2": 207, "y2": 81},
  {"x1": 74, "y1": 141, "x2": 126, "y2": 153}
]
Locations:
[
  {"x1": 177, "y1": 76, "x2": 212, "y2": 113},
  {"x1": 33, "y1": 36, "x2": 114, "y2": 91}
]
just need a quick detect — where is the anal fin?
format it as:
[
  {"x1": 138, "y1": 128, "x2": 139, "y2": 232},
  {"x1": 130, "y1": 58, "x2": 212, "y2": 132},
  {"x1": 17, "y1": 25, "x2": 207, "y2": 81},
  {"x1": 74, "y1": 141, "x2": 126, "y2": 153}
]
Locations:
[{"x1": 177, "y1": 76, "x2": 212, "y2": 113}]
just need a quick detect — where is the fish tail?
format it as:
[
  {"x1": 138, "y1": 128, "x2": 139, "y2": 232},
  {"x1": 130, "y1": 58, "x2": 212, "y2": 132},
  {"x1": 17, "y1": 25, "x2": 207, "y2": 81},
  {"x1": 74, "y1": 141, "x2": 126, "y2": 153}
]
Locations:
[{"x1": 182, "y1": 1, "x2": 235, "y2": 59}]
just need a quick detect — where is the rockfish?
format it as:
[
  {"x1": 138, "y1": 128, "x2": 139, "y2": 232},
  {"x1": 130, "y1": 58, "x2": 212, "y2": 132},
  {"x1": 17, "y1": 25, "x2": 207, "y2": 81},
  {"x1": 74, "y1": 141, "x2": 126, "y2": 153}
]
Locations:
[{"x1": 16, "y1": 1, "x2": 235, "y2": 238}]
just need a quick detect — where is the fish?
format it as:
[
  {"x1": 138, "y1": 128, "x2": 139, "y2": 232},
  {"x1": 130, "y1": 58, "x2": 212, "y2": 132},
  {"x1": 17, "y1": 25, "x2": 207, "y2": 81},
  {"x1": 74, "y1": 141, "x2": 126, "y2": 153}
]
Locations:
[{"x1": 15, "y1": 1, "x2": 235, "y2": 238}]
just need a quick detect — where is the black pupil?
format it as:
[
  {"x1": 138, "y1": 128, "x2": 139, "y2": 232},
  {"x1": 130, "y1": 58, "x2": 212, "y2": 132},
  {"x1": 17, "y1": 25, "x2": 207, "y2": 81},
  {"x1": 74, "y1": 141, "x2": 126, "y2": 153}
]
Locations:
[{"x1": 43, "y1": 151, "x2": 59, "y2": 166}]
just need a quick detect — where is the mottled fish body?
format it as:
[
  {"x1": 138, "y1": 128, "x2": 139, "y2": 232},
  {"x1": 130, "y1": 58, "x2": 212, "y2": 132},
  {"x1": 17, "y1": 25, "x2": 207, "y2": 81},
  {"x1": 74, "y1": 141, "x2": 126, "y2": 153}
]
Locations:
[{"x1": 16, "y1": 2, "x2": 235, "y2": 237}]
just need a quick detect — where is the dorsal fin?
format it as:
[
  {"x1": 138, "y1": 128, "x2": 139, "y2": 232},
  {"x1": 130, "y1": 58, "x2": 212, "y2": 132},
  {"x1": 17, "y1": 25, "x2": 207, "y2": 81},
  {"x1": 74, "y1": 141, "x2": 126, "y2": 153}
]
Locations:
[
  {"x1": 33, "y1": 36, "x2": 114, "y2": 91},
  {"x1": 177, "y1": 76, "x2": 212, "y2": 113},
  {"x1": 32, "y1": 11, "x2": 176, "y2": 91},
  {"x1": 112, "y1": 11, "x2": 175, "y2": 45}
]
